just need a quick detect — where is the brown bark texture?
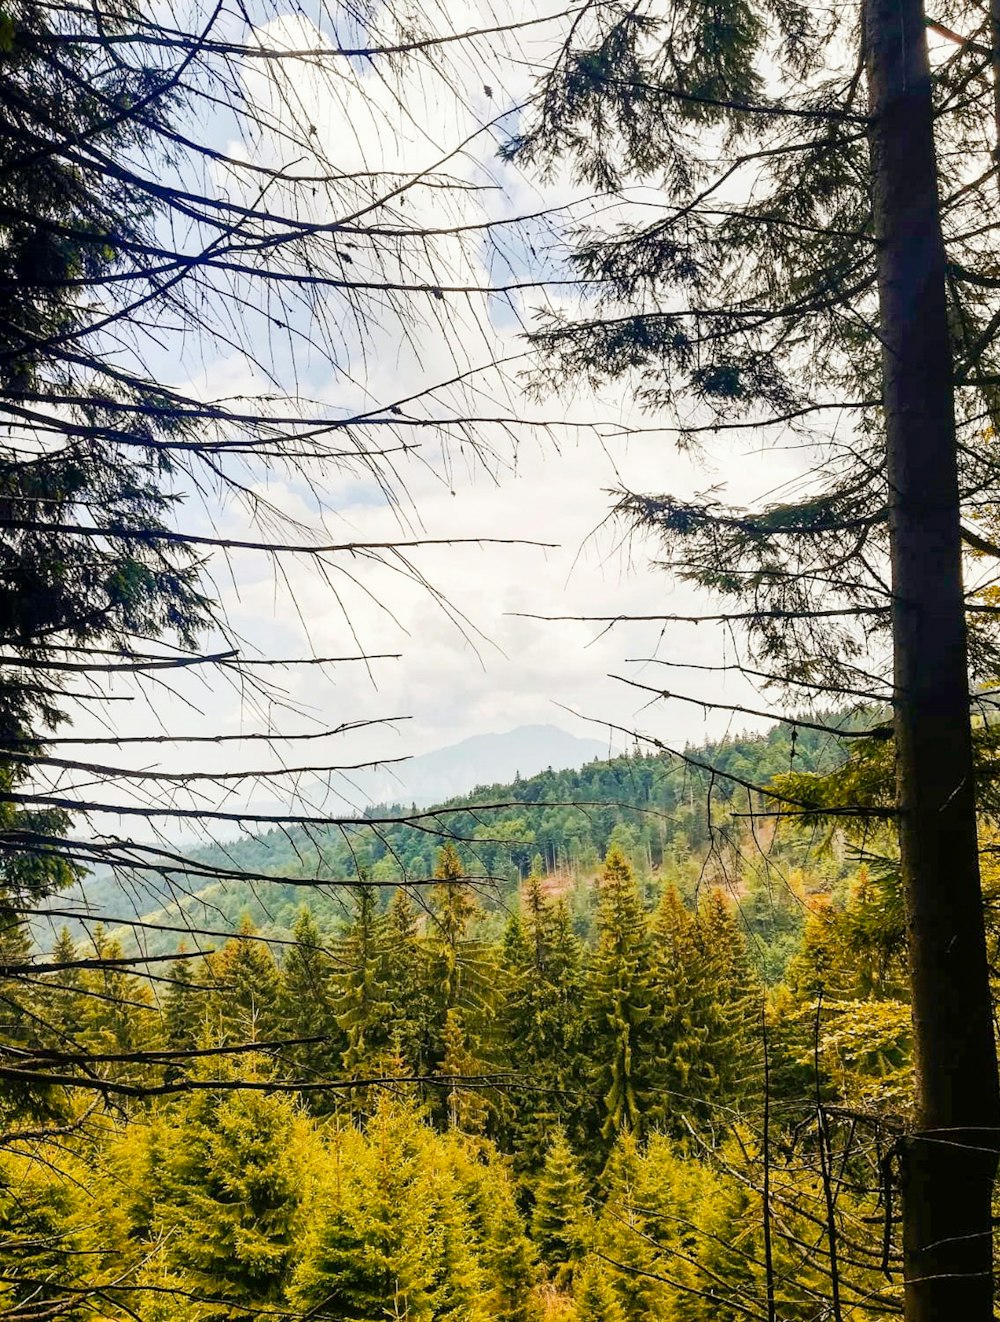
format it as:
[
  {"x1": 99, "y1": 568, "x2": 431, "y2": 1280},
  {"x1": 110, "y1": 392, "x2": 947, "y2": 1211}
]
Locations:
[{"x1": 865, "y1": 2, "x2": 1000, "y2": 1318}]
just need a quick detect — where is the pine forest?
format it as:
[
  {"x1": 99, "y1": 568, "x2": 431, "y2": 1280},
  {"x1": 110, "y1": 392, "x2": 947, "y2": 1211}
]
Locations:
[{"x1": 3, "y1": 0, "x2": 1000, "y2": 1320}]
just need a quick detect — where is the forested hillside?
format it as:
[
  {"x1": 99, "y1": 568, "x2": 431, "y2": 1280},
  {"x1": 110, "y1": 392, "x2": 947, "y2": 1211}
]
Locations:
[
  {"x1": 6, "y1": 0, "x2": 1000, "y2": 1313},
  {"x1": 49, "y1": 718, "x2": 853, "y2": 964},
  {"x1": 3, "y1": 719, "x2": 914, "y2": 1319}
]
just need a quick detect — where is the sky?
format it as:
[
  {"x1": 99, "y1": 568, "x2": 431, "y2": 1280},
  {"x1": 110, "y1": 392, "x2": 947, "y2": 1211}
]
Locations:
[{"x1": 59, "y1": 0, "x2": 826, "y2": 834}]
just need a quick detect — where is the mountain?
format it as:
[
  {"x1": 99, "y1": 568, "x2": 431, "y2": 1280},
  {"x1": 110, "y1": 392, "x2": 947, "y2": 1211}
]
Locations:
[
  {"x1": 34, "y1": 715, "x2": 853, "y2": 955},
  {"x1": 356, "y1": 724, "x2": 611, "y2": 808},
  {"x1": 36, "y1": 725, "x2": 610, "y2": 941}
]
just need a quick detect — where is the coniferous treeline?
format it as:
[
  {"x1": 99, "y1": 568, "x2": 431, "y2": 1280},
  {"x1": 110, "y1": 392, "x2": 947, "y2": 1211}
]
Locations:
[
  {"x1": 58, "y1": 720, "x2": 853, "y2": 954},
  {"x1": 2, "y1": 839, "x2": 911, "y2": 1320}
]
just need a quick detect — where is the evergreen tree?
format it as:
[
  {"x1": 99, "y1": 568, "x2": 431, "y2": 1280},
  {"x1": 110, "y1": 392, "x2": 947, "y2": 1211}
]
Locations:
[
  {"x1": 0, "y1": 1148, "x2": 80, "y2": 1318},
  {"x1": 647, "y1": 886, "x2": 709, "y2": 1132},
  {"x1": 591, "y1": 1134, "x2": 663, "y2": 1322},
  {"x1": 451, "y1": 1142, "x2": 538, "y2": 1322},
  {"x1": 430, "y1": 843, "x2": 478, "y2": 1013},
  {"x1": 383, "y1": 887, "x2": 437, "y2": 1077},
  {"x1": 0, "y1": 908, "x2": 44, "y2": 1122},
  {"x1": 40, "y1": 927, "x2": 85, "y2": 1043},
  {"x1": 587, "y1": 848, "x2": 655, "y2": 1143},
  {"x1": 151, "y1": 1063, "x2": 311, "y2": 1319},
  {"x1": 206, "y1": 917, "x2": 280, "y2": 1045},
  {"x1": 276, "y1": 907, "x2": 343, "y2": 1092},
  {"x1": 161, "y1": 947, "x2": 206, "y2": 1070},
  {"x1": 646, "y1": 886, "x2": 759, "y2": 1132},
  {"x1": 693, "y1": 890, "x2": 761, "y2": 1103},
  {"x1": 501, "y1": 889, "x2": 586, "y2": 1168},
  {"x1": 440, "y1": 1006, "x2": 490, "y2": 1135},
  {"x1": 336, "y1": 883, "x2": 392, "y2": 1087},
  {"x1": 574, "y1": 1258, "x2": 625, "y2": 1322},
  {"x1": 76, "y1": 927, "x2": 161, "y2": 1094},
  {"x1": 290, "y1": 1097, "x2": 488, "y2": 1322},
  {"x1": 531, "y1": 1128, "x2": 589, "y2": 1285}
]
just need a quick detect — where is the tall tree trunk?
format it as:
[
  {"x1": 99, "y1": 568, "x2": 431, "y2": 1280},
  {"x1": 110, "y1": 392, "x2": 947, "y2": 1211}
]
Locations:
[{"x1": 865, "y1": 2, "x2": 1000, "y2": 1318}]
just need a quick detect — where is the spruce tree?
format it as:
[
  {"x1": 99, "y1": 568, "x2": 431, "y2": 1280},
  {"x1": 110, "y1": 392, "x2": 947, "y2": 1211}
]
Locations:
[
  {"x1": 531, "y1": 1128, "x2": 589, "y2": 1285},
  {"x1": 451, "y1": 1141, "x2": 539, "y2": 1322},
  {"x1": 0, "y1": 908, "x2": 43, "y2": 1121},
  {"x1": 76, "y1": 927, "x2": 160, "y2": 1094},
  {"x1": 384, "y1": 886, "x2": 437, "y2": 1077},
  {"x1": 0, "y1": 1149, "x2": 80, "y2": 1319},
  {"x1": 336, "y1": 882, "x2": 392, "y2": 1085},
  {"x1": 501, "y1": 889, "x2": 586, "y2": 1168},
  {"x1": 591, "y1": 1134, "x2": 663, "y2": 1322},
  {"x1": 694, "y1": 890, "x2": 761, "y2": 1103},
  {"x1": 161, "y1": 947, "x2": 206, "y2": 1068},
  {"x1": 440, "y1": 1006, "x2": 490, "y2": 1135},
  {"x1": 276, "y1": 908, "x2": 343, "y2": 1092},
  {"x1": 574, "y1": 1258, "x2": 626, "y2": 1322},
  {"x1": 430, "y1": 843, "x2": 478, "y2": 1013},
  {"x1": 507, "y1": 3, "x2": 1000, "y2": 1312},
  {"x1": 587, "y1": 847, "x2": 655, "y2": 1143},
  {"x1": 647, "y1": 886, "x2": 710, "y2": 1131},
  {"x1": 206, "y1": 917, "x2": 280, "y2": 1046},
  {"x1": 291, "y1": 1097, "x2": 488, "y2": 1322},
  {"x1": 151, "y1": 1065, "x2": 312, "y2": 1319}
]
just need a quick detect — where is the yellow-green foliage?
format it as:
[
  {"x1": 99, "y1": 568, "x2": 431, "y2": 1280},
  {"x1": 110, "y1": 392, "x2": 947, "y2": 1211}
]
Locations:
[{"x1": 586, "y1": 1129, "x2": 897, "y2": 1322}]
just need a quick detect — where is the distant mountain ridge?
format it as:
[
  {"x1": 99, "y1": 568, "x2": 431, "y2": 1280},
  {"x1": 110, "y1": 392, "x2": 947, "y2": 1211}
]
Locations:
[
  {"x1": 357, "y1": 723, "x2": 611, "y2": 808},
  {"x1": 39, "y1": 725, "x2": 610, "y2": 938},
  {"x1": 37, "y1": 716, "x2": 848, "y2": 951}
]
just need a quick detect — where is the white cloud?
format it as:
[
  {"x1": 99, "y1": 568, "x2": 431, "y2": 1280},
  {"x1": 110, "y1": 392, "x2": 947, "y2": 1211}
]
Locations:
[{"x1": 54, "y1": 0, "x2": 827, "y2": 841}]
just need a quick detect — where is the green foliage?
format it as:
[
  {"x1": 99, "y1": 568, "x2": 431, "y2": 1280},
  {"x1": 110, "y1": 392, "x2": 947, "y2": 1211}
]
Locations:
[
  {"x1": 336, "y1": 883, "x2": 393, "y2": 1084},
  {"x1": 290, "y1": 1097, "x2": 526, "y2": 1322},
  {"x1": 275, "y1": 908, "x2": 344, "y2": 1089},
  {"x1": 532, "y1": 1128, "x2": 589, "y2": 1283},
  {"x1": 588, "y1": 847, "x2": 656, "y2": 1142},
  {"x1": 501, "y1": 884, "x2": 586, "y2": 1168},
  {"x1": 204, "y1": 917, "x2": 281, "y2": 1045},
  {"x1": 574, "y1": 1257, "x2": 626, "y2": 1322},
  {"x1": 0, "y1": 1148, "x2": 80, "y2": 1318},
  {"x1": 150, "y1": 1074, "x2": 312, "y2": 1317}
]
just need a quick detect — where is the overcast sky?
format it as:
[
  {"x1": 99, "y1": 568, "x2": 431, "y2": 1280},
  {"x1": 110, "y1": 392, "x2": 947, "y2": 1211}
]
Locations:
[{"x1": 60, "y1": 0, "x2": 830, "y2": 836}]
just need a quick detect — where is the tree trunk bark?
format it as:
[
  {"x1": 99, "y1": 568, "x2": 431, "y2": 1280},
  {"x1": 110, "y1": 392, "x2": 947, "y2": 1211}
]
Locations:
[{"x1": 865, "y1": 2, "x2": 1000, "y2": 1318}]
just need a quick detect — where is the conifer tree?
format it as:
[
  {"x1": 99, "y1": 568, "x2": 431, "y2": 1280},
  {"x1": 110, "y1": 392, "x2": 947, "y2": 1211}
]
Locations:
[
  {"x1": 440, "y1": 1006, "x2": 490, "y2": 1135},
  {"x1": 451, "y1": 1141, "x2": 539, "y2": 1322},
  {"x1": 430, "y1": 843, "x2": 478, "y2": 1013},
  {"x1": 76, "y1": 927, "x2": 161, "y2": 1094},
  {"x1": 151, "y1": 1065, "x2": 312, "y2": 1319},
  {"x1": 336, "y1": 883, "x2": 392, "y2": 1084},
  {"x1": 423, "y1": 1159, "x2": 489, "y2": 1322},
  {"x1": 574, "y1": 1258, "x2": 626, "y2": 1322},
  {"x1": 501, "y1": 888, "x2": 586, "y2": 1167},
  {"x1": 0, "y1": 1149, "x2": 84, "y2": 1320},
  {"x1": 694, "y1": 890, "x2": 761, "y2": 1103},
  {"x1": 591, "y1": 1134, "x2": 663, "y2": 1322},
  {"x1": 161, "y1": 946, "x2": 206, "y2": 1068},
  {"x1": 531, "y1": 1128, "x2": 589, "y2": 1285},
  {"x1": 206, "y1": 917, "x2": 280, "y2": 1045},
  {"x1": 291, "y1": 1121, "x2": 427, "y2": 1322},
  {"x1": 384, "y1": 887, "x2": 436, "y2": 1077},
  {"x1": 0, "y1": 907, "x2": 41, "y2": 1121},
  {"x1": 647, "y1": 886, "x2": 710, "y2": 1131},
  {"x1": 587, "y1": 847, "x2": 655, "y2": 1143},
  {"x1": 41, "y1": 927, "x2": 84, "y2": 1039},
  {"x1": 291, "y1": 1097, "x2": 488, "y2": 1322},
  {"x1": 276, "y1": 908, "x2": 343, "y2": 1091}
]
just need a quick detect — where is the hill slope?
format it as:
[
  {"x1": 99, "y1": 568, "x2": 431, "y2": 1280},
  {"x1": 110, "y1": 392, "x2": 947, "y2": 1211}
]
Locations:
[{"x1": 35, "y1": 715, "x2": 853, "y2": 955}]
